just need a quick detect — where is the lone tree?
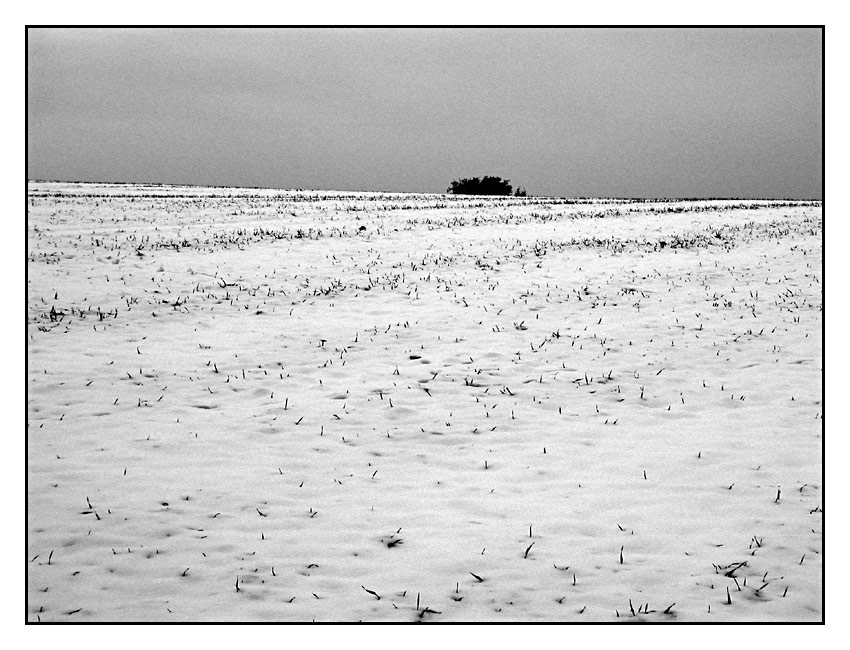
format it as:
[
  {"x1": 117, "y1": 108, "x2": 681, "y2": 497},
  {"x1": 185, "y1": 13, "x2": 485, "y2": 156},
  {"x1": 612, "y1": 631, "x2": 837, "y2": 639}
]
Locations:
[{"x1": 447, "y1": 176, "x2": 513, "y2": 196}]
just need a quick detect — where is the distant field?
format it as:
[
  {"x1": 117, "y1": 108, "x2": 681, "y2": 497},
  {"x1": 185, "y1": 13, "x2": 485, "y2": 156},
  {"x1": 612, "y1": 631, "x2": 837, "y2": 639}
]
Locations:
[{"x1": 27, "y1": 183, "x2": 822, "y2": 622}]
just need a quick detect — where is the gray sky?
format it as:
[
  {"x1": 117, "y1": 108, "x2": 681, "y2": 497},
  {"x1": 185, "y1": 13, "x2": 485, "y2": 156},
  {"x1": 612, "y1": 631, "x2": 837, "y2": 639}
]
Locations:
[{"x1": 27, "y1": 27, "x2": 822, "y2": 198}]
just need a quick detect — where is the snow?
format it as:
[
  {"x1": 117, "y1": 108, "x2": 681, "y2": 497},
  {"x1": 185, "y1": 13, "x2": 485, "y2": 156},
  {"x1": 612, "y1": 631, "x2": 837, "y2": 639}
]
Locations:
[{"x1": 27, "y1": 182, "x2": 822, "y2": 622}]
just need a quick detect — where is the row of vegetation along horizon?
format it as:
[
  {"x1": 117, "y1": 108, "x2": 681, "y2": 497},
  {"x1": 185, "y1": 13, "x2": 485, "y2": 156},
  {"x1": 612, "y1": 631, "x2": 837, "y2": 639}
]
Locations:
[{"x1": 28, "y1": 181, "x2": 820, "y2": 204}]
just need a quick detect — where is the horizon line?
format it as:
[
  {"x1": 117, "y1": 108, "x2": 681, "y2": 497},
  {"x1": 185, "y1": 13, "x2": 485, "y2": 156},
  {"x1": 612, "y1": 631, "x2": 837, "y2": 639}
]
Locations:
[{"x1": 26, "y1": 179, "x2": 823, "y2": 203}]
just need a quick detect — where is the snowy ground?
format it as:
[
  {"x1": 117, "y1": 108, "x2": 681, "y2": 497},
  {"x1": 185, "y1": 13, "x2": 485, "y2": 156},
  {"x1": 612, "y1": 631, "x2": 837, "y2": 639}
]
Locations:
[{"x1": 26, "y1": 182, "x2": 822, "y2": 622}]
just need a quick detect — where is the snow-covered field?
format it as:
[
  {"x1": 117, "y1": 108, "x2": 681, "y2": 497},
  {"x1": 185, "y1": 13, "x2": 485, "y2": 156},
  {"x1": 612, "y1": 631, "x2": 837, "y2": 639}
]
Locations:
[{"x1": 26, "y1": 182, "x2": 822, "y2": 622}]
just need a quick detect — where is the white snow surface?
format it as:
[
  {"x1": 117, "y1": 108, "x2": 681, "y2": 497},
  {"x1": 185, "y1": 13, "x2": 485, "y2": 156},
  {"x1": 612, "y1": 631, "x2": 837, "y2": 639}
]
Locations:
[{"x1": 27, "y1": 183, "x2": 822, "y2": 622}]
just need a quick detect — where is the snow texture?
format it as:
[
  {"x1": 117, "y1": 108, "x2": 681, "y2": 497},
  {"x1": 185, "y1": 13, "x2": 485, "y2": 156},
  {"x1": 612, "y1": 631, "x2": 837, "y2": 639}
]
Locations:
[{"x1": 27, "y1": 182, "x2": 822, "y2": 622}]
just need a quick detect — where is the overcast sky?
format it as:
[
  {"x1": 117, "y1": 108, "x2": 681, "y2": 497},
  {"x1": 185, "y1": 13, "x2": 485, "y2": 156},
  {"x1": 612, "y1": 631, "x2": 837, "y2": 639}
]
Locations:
[{"x1": 27, "y1": 27, "x2": 822, "y2": 198}]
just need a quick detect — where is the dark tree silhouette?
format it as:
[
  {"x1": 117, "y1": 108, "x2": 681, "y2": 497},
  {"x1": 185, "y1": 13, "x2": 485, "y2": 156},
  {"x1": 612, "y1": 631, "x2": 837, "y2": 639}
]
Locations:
[{"x1": 447, "y1": 176, "x2": 514, "y2": 196}]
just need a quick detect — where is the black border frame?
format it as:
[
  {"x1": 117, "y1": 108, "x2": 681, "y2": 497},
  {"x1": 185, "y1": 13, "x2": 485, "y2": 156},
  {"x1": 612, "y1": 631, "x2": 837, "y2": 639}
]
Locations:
[{"x1": 24, "y1": 25, "x2": 826, "y2": 625}]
